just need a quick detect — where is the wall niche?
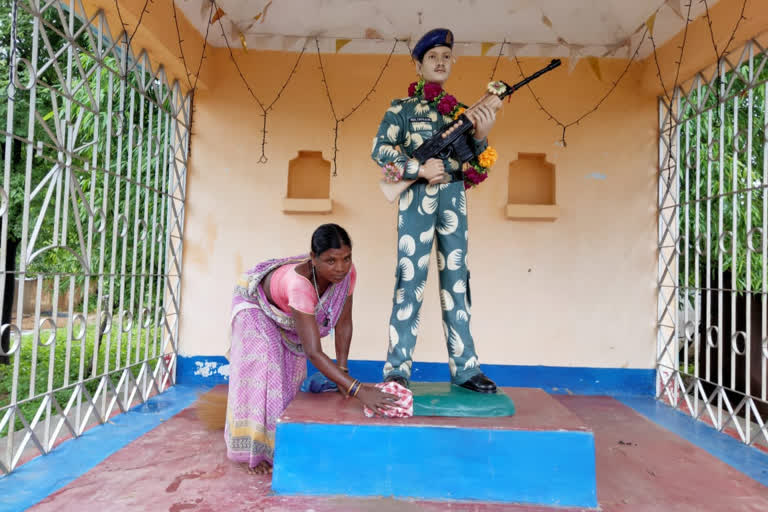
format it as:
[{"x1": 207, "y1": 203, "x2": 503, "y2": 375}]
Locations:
[
  {"x1": 506, "y1": 153, "x2": 559, "y2": 221},
  {"x1": 282, "y1": 150, "x2": 333, "y2": 214}
]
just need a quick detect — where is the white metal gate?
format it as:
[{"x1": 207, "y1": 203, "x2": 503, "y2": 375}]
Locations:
[
  {"x1": 657, "y1": 38, "x2": 768, "y2": 447},
  {"x1": 0, "y1": 0, "x2": 190, "y2": 474}
]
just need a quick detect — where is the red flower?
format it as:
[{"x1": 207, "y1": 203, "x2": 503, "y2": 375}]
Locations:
[
  {"x1": 464, "y1": 168, "x2": 480, "y2": 181},
  {"x1": 465, "y1": 165, "x2": 489, "y2": 189},
  {"x1": 408, "y1": 81, "x2": 418, "y2": 97},
  {"x1": 423, "y1": 82, "x2": 443, "y2": 101},
  {"x1": 437, "y1": 94, "x2": 458, "y2": 114}
]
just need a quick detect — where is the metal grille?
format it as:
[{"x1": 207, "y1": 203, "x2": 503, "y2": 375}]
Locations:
[
  {"x1": 0, "y1": 0, "x2": 190, "y2": 474},
  {"x1": 657, "y1": 39, "x2": 768, "y2": 447}
]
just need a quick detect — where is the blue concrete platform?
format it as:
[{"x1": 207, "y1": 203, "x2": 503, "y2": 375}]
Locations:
[{"x1": 272, "y1": 387, "x2": 598, "y2": 508}]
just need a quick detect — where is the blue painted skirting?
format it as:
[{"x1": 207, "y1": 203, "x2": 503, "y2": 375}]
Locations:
[
  {"x1": 272, "y1": 423, "x2": 598, "y2": 507},
  {"x1": 177, "y1": 355, "x2": 232, "y2": 385},
  {"x1": 178, "y1": 355, "x2": 655, "y2": 396},
  {"x1": 0, "y1": 385, "x2": 208, "y2": 512}
]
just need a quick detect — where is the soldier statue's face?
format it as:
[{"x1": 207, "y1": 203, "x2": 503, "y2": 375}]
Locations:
[{"x1": 416, "y1": 46, "x2": 453, "y2": 85}]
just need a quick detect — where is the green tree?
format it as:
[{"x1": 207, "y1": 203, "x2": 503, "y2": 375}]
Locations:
[
  {"x1": 678, "y1": 54, "x2": 768, "y2": 297},
  {"x1": 0, "y1": 0, "x2": 60, "y2": 363},
  {"x1": 1, "y1": 1, "x2": 173, "y2": 368}
]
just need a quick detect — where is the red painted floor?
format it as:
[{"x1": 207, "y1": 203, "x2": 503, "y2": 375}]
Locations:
[
  {"x1": 283, "y1": 387, "x2": 590, "y2": 432},
  {"x1": 556, "y1": 396, "x2": 768, "y2": 511},
  {"x1": 28, "y1": 394, "x2": 768, "y2": 512}
]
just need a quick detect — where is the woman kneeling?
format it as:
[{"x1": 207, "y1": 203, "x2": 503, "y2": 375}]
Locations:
[{"x1": 224, "y1": 223, "x2": 395, "y2": 474}]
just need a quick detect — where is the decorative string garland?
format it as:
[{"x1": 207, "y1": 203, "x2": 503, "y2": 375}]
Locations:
[
  {"x1": 316, "y1": 38, "x2": 398, "y2": 176},
  {"x1": 161, "y1": 1, "x2": 751, "y2": 175},
  {"x1": 213, "y1": 0, "x2": 305, "y2": 163}
]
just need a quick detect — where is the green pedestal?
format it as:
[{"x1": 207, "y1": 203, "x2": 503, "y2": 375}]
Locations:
[{"x1": 411, "y1": 382, "x2": 516, "y2": 417}]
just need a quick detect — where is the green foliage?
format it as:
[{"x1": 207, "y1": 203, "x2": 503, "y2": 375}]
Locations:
[
  {"x1": 1, "y1": 0, "x2": 51, "y2": 244},
  {"x1": 1, "y1": 1, "x2": 173, "y2": 312},
  {"x1": 0, "y1": 324, "x2": 166, "y2": 432},
  {"x1": 677, "y1": 53, "x2": 768, "y2": 295},
  {"x1": 0, "y1": 2, "x2": 178, "y2": 444}
]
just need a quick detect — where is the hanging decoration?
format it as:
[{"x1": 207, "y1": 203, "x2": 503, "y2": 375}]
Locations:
[
  {"x1": 646, "y1": 12, "x2": 657, "y2": 37},
  {"x1": 163, "y1": 0, "x2": 747, "y2": 169},
  {"x1": 586, "y1": 57, "x2": 602, "y2": 81},
  {"x1": 481, "y1": 42, "x2": 496, "y2": 57},
  {"x1": 213, "y1": 1, "x2": 306, "y2": 163},
  {"x1": 512, "y1": 26, "x2": 648, "y2": 147},
  {"x1": 316, "y1": 38, "x2": 398, "y2": 175},
  {"x1": 211, "y1": 7, "x2": 226, "y2": 24},
  {"x1": 335, "y1": 39, "x2": 351, "y2": 53}
]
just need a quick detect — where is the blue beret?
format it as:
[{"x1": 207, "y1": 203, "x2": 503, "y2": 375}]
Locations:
[{"x1": 412, "y1": 28, "x2": 454, "y2": 61}]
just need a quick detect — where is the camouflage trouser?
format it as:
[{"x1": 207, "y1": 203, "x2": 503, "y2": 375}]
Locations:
[{"x1": 383, "y1": 181, "x2": 482, "y2": 385}]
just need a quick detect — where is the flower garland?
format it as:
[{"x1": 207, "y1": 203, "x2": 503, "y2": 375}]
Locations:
[
  {"x1": 381, "y1": 162, "x2": 402, "y2": 183},
  {"x1": 407, "y1": 78, "x2": 498, "y2": 189}
]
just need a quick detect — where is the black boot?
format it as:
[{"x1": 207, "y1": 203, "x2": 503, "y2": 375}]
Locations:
[
  {"x1": 384, "y1": 374, "x2": 409, "y2": 389},
  {"x1": 457, "y1": 373, "x2": 497, "y2": 393}
]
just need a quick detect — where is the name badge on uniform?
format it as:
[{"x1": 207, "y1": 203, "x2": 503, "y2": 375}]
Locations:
[{"x1": 409, "y1": 117, "x2": 432, "y2": 133}]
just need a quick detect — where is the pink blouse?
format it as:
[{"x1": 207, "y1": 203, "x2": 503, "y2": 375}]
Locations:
[{"x1": 269, "y1": 262, "x2": 356, "y2": 315}]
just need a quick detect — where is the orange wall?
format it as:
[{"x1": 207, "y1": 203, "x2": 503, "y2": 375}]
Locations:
[
  {"x1": 180, "y1": 49, "x2": 659, "y2": 369},
  {"x1": 75, "y1": 0, "x2": 768, "y2": 371}
]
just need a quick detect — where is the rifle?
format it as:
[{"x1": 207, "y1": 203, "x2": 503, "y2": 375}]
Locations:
[{"x1": 380, "y1": 58, "x2": 562, "y2": 203}]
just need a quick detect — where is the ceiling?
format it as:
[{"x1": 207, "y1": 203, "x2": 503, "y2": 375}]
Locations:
[{"x1": 174, "y1": 0, "x2": 715, "y2": 58}]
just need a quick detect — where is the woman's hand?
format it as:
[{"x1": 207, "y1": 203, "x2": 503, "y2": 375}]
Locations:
[{"x1": 354, "y1": 384, "x2": 399, "y2": 415}]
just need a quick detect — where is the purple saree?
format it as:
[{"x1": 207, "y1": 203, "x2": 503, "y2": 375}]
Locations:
[{"x1": 224, "y1": 254, "x2": 351, "y2": 467}]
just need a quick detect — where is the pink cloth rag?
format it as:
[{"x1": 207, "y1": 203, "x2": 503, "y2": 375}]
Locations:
[{"x1": 363, "y1": 382, "x2": 413, "y2": 418}]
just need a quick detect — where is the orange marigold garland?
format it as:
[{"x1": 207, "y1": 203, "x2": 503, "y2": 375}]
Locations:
[
  {"x1": 452, "y1": 106, "x2": 496, "y2": 189},
  {"x1": 477, "y1": 146, "x2": 498, "y2": 168}
]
